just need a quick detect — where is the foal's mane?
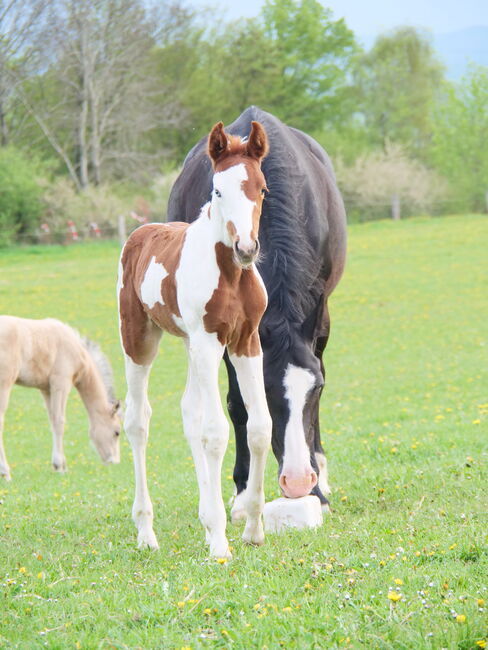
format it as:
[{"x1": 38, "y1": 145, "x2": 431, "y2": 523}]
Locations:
[{"x1": 80, "y1": 336, "x2": 116, "y2": 403}]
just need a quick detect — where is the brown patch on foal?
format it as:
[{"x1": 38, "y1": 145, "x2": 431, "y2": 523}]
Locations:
[
  {"x1": 203, "y1": 243, "x2": 266, "y2": 357},
  {"x1": 119, "y1": 223, "x2": 188, "y2": 364}
]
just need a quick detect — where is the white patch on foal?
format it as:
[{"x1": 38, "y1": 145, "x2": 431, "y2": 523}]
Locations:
[
  {"x1": 282, "y1": 364, "x2": 315, "y2": 471},
  {"x1": 213, "y1": 163, "x2": 256, "y2": 250},
  {"x1": 140, "y1": 256, "x2": 168, "y2": 309}
]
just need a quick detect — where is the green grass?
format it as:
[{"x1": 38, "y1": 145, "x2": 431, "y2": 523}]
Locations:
[{"x1": 0, "y1": 216, "x2": 487, "y2": 649}]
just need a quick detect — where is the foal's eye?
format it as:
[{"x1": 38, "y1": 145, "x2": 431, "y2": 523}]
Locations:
[
  {"x1": 261, "y1": 187, "x2": 267, "y2": 197},
  {"x1": 214, "y1": 188, "x2": 222, "y2": 198},
  {"x1": 115, "y1": 430, "x2": 120, "y2": 437}
]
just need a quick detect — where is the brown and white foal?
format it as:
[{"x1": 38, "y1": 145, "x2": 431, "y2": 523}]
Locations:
[{"x1": 118, "y1": 121, "x2": 272, "y2": 558}]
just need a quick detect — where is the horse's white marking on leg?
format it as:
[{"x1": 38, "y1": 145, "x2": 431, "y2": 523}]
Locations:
[
  {"x1": 140, "y1": 256, "x2": 168, "y2": 309},
  {"x1": 315, "y1": 451, "x2": 331, "y2": 496},
  {"x1": 0, "y1": 385, "x2": 12, "y2": 480},
  {"x1": 229, "y1": 352, "x2": 272, "y2": 546},
  {"x1": 188, "y1": 331, "x2": 230, "y2": 558},
  {"x1": 124, "y1": 354, "x2": 158, "y2": 550},
  {"x1": 41, "y1": 386, "x2": 69, "y2": 472}
]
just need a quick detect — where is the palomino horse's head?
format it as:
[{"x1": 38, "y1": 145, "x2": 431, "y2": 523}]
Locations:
[
  {"x1": 207, "y1": 120, "x2": 269, "y2": 268},
  {"x1": 89, "y1": 399, "x2": 122, "y2": 464}
]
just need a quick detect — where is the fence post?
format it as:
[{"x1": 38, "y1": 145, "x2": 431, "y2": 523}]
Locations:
[
  {"x1": 118, "y1": 214, "x2": 127, "y2": 245},
  {"x1": 391, "y1": 194, "x2": 401, "y2": 220}
]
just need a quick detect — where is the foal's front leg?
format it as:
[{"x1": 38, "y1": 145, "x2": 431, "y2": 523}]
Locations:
[
  {"x1": 188, "y1": 332, "x2": 230, "y2": 558},
  {"x1": 42, "y1": 385, "x2": 69, "y2": 472},
  {"x1": 229, "y1": 343, "x2": 272, "y2": 546},
  {"x1": 0, "y1": 384, "x2": 12, "y2": 480}
]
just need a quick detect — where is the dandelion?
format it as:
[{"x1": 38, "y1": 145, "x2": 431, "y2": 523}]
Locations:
[
  {"x1": 282, "y1": 606, "x2": 293, "y2": 613},
  {"x1": 388, "y1": 591, "x2": 402, "y2": 602},
  {"x1": 177, "y1": 601, "x2": 186, "y2": 609},
  {"x1": 394, "y1": 578, "x2": 403, "y2": 585},
  {"x1": 340, "y1": 495, "x2": 348, "y2": 502},
  {"x1": 203, "y1": 608, "x2": 212, "y2": 615},
  {"x1": 18, "y1": 567, "x2": 26, "y2": 574},
  {"x1": 477, "y1": 598, "x2": 485, "y2": 607},
  {"x1": 37, "y1": 572, "x2": 44, "y2": 579},
  {"x1": 475, "y1": 641, "x2": 486, "y2": 649},
  {"x1": 455, "y1": 614, "x2": 466, "y2": 623},
  {"x1": 216, "y1": 557, "x2": 227, "y2": 565}
]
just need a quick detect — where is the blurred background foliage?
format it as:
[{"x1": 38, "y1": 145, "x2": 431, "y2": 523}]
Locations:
[{"x1": 0, "y1": 0, "x2": 487, "y2": 244}]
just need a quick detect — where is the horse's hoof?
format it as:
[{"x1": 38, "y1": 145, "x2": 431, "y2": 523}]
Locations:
[
  {"x1": 242, "y1": 530, "x2": 265, "y2": 546},
  {"x1": 210, "y1": 545, "x2": 232, "y2": 559},
  {"x1": 52, "y1": 460, "x2": 67, "y2": 472},
  {"x1": 137, "y1": 529, "x2": 159, "y2": 550},
  {"x1": 0, "y1": 470, "x2": 11, "y2": 481}
]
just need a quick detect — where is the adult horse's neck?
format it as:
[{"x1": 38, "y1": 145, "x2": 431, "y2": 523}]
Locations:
[{"x1": 76, "y1": 355, "x2": 110, "y2": 425}]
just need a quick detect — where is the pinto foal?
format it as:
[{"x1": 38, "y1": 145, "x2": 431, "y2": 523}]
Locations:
[{"x1": 118, "y1": 121, "x2": 272, "y2": 558}]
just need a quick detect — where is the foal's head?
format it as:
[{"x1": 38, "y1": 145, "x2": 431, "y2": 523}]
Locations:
[
  {"x1": 208, "y1": 120, "x2": 269, "y2": 268},
  {"x1": 89, "y1": 399, "x2": 122, "y2": 465}
]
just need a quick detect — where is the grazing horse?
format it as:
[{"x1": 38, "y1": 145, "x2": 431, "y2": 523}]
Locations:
[
  {"x1": 167, "y1": 106, "x2": 347, "y2": 518},
  {"x1": 0, "y1": 316, "x2": 121, "y2": 480},
  {"x1": 118, "y1": 121, "x2": 272, "y2": 558}
]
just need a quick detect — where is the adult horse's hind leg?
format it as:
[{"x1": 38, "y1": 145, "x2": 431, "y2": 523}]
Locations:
[
  {"x1": 41, "y1": 384, "x2": 70, "y2": 472},
  {"x1": 230, "y1": 343, "x2": 272, "y2": 546},
  {"x1": 0, "y1": 383, "x2": 13, "y2": 480},
  {"x1": 223, "y1": 352, "x2": 250, "y2": 524}
]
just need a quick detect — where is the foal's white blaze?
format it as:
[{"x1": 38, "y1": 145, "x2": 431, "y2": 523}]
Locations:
[
  {"x1": 140, "y1": 256, "x2": 168, "y2": 309},
  {"x1": 281, "y1": 364, "x2": 316, "y2": 488},
  {"x1": 213, "y1": 163, "x2": 256, "y2": 249}
]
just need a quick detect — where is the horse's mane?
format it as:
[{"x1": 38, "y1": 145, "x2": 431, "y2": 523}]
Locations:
[
  {"x1": 80, "y1": 336, "x2": 116, "y2": 404},
  {"x1": 253, "y1": 111, "x2": 323, "y2": 357}
]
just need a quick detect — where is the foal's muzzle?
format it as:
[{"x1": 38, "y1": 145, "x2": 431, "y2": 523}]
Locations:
[{"x1": 233, "y1": 239, "x2": 260, "y2": 267}]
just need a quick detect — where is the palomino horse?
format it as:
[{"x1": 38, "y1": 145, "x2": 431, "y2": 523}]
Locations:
[
  {"x1": 0, "y1": 316, "x2": 121, "y2": 480},
  {"x1": 118, "y1": 121, "x2": 272, "y2": 558},
  {"x1": 168, "y1": 107, "x2": 347, "y2": 517}
]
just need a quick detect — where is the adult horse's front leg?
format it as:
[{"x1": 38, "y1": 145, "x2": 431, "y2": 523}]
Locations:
[
  {"x1": 229, "y1": 342, "x2": 272, "y2": 546},
  {"x1": 188, "y1": 332, "x2": 230, "y2": 558}
]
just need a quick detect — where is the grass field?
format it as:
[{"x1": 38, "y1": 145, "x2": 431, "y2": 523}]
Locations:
[{"x1": 0, "y1": 215, "x2": 487, "y2": 649}]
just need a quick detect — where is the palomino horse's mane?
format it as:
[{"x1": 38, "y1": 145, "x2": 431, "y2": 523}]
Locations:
[{"x1": 79, "y1": 335, "x2": 116, "y2": 404}]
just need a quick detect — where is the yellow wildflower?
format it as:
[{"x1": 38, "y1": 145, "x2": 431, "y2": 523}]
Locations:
[
  {"x1": 387, "y1": 591, "x2": 402, "y2": 602},
  {"x1": 18, "y1": 567, "x2": 26, "y2": 574},
  {"x1": 475, "y1": 641, "x2": 486, "y2": 649},
  {"x1": 203, "y1": 608, "x2": 212, "y2": 615},
  {"x1": 177, "y1": 601, "x2": 185, "y2": 609},
  {"x1": 477, "y1": 598, "x2": 485, "y2": 607},
  {"x1": 216, "y1": 557, "x2": 227, "y2": 564},
  {"x1": 282, "y1": 606, "x2": 293, "y2": 613},
  {"x1": 456, "y1": 614, "x2": 466, "y2": 623},
  {"x1": 394, "y1": 578, "x2": 403, "y2": 585}
]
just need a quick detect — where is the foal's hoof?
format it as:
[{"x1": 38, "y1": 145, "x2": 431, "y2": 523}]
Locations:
[
  {"x1": 137, "y1": 528, "x2": 159, "y2": 550},
  {"x1": 0, "y1": 469, "x2": 11, "y2": 481},
  {"x1": 52, "y1": 460, "x2": 67, "y2": 472}
]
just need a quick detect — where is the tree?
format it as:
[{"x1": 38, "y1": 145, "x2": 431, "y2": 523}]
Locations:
[
  {"x1": 261, "y1": 0, "x2": 358, "y2": 131},
  {"x1": 430, "y1": 66, "x2": 488, "y2": 211},
  {"x1": 356, "y1": 27, "x2": 445, "y2": 155}
]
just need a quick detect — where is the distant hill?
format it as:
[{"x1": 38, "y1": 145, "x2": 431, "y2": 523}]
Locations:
[{"x1": 358, "y1": 25, "x2": 488, "y2": 80}]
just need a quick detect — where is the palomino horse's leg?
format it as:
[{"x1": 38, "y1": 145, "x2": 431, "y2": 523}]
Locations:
[
  {"x1": 0, "y1": 384, "x2": 13, "y2": 480},
  {"x1": 124, "y1": 353, "x2": 160, "y2": 550},
  {"x1": 187, "y1": 331, "x2": 230, "y2": 558},
  {"x1": 229, "y1": 344, "x2": 272, "y2": 546},
  {"x1": 41, "y1": 385, "x2": 70, "y2": 472}
]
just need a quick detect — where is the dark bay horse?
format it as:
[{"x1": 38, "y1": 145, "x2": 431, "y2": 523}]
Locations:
[{"x1": 167, "y1": 107, "x2": 347, "y2": 518}]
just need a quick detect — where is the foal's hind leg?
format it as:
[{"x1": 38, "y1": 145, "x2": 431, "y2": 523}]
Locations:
[
  {"x1": 187, "y1": 331, "x2": 230, "y2": 558},
  {"x1": 230, "y1": 342, "x2": 272, "y2": 546},
  {"x1": 0, "y1": 384, "x2": 13, "y2": 480},
  {"x1": 41, "y1": 384, "x2": 70, "y2": 472},
  {"x1": 123, "y1": 323, "x2": 162, "y2": 550}
]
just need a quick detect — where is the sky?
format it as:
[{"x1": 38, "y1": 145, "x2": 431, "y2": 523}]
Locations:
[{"x1": 199, "y1": 0, "x2": 488, "y2": 37}]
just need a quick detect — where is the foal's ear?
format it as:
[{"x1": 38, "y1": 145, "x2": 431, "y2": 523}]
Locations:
[
  {"x1": 246, "y1": 121, "x2": 269, "y2": 162},
  {"x1": 208, "y1": 121, "x2": 229, "y2": 166}
]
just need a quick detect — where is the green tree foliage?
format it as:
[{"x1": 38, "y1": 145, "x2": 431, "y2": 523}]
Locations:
[
  {"x1": 261, "y1": 0, "x2": 357, "y2": 131},
  {"x1": 357, "y1": 27, "x2": 444, "y2": 154},
  {"x1": 430, "y1": 66, "x2": 488, "y2": 211},
  {"x1": 0, "y1": 147, "x2": 44, "y2": 245}
]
